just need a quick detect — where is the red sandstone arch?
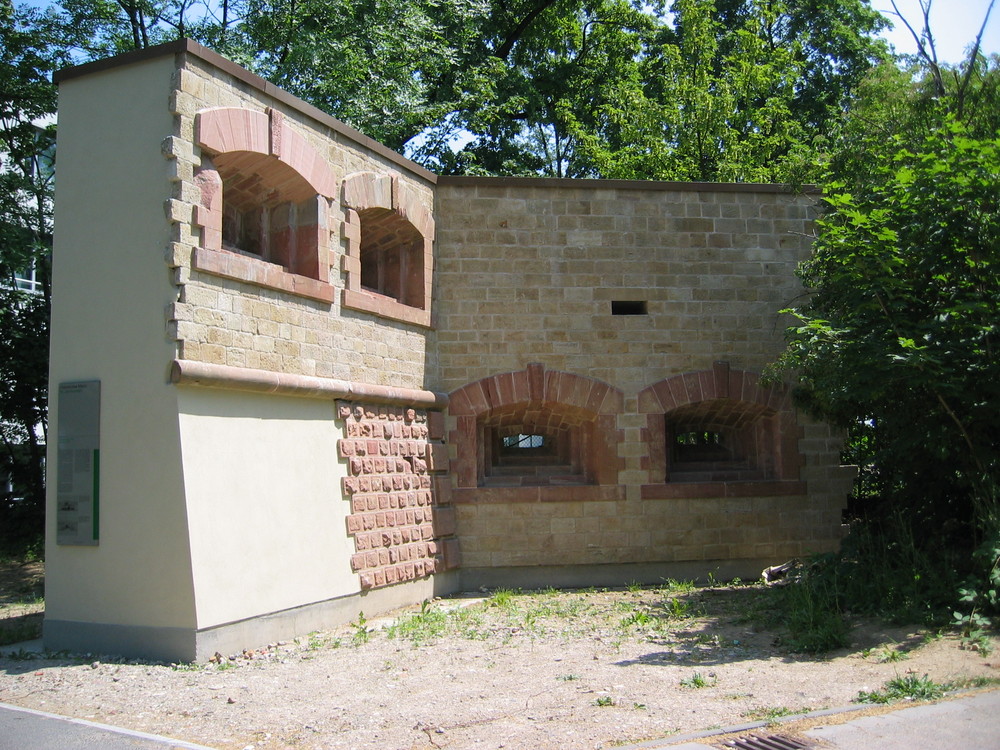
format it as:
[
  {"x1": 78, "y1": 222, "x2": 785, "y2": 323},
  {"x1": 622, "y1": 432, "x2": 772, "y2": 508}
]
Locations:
[
  {"x1": 637, "y1": 362, "x2": 803, "y2": 490},
  {"x1": 196, "y1": 107, "x2": 337, "y2": 198},
  {"x1": 449, "y1": 363, "x2": 624, "y2": 489}
]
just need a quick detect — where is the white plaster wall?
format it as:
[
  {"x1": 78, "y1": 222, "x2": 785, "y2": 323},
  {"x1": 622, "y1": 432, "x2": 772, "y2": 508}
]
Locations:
[
  {"x1": 46, "y1": 58, "x2": 196, "y2": 629},
  {"x1": 178, "y1": 388, "x2": 357, "y2": 628}
]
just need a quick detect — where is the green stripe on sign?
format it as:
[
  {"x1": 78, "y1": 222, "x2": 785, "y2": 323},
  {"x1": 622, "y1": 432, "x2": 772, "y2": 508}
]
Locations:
[{"x1": 92, "y1": 449, "x2": 100, "y2": 542}]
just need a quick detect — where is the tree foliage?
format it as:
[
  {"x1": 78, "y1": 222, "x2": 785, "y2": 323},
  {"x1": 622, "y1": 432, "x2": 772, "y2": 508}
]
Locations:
[
  {"x1": 32, "y1": 0, "x2": 890, "y2": 180},
  {"x1": 0, "y1": 0, "x2": 75, "y2": 554},
  {"x1": 776, "y1": 119, "x2": 999, "y2": 527}
]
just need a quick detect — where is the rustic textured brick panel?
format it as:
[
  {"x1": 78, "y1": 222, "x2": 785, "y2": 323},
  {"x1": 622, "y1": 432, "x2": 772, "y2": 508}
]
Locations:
[{"x1": 336, "y1": 400, "x2": 456, "y2": 590}]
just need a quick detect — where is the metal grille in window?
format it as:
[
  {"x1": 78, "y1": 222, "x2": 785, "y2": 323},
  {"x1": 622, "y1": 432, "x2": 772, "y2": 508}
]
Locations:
[{"x1": 502, "y1": 434, "x2": 545, "y2": 449}]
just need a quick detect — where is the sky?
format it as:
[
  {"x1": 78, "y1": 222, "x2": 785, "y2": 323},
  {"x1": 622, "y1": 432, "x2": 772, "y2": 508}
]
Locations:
[{"x1": 876, "y1": 0, "x2": 999, "y2": 61}]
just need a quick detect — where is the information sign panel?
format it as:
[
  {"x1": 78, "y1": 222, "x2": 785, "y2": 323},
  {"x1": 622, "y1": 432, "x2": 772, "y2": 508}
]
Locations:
[{"x1": 56, "y1": 381, "x2": 100, "y2": 545}]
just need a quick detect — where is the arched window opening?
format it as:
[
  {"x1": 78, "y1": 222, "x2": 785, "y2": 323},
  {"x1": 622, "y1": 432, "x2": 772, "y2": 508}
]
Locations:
[
  {"x1": 357, "y1": 207, "x2": 424, "y2": 308},
  {"x1": 192, "y1": 108, "x2": 336, "y2": 300},
  {"x1": 214, "y1": 151, "x2": 322, "y2": 278},
  {"x1": 666, "y1": 399, "x2": 777, "y2": 483},
  {"x1": 480, "y1": 412, "x2": 594, "y2": 487}
]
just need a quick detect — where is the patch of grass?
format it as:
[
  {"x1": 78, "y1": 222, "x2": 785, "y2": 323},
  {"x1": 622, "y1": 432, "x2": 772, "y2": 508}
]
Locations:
[
  {"x1": 863, "y1": 644, "x2": 908, "y2": 663},
  {"x1": 619, "y1": 610, "x2": 653, "y2": 629},
  {"x1": 679, "y1": 671, "x2": 716, "y2": 689},
  {"x1": 661, "y1": 596, "x2": 695, "y2": 620},
  {"x1": 593, "y1": 695, "x2": 615, "y2": 707},
  {"x1": 170, "y1": 661, "x2": 203, "y2": 672},
  {"x1": 533, "y1": 586, "x2": 559, "y2": 597},
  {"x1": 486, "y1": 588, "x2": 517, "y2": 608},
  {"x1": 776, "y1": 565, "x2": 850, "y2": 653},
  {"x1": 661, "y1": 578, "x2": 696, "y2": 594},
  {"x1": 949, "y1": 676, "x2": 1000, "y2": 690},
  {"x1": 742, "y1": 706, "x2": 802, "y2": 725},
  {"x1": 626, "y1": 580, "x2": 644, "y2": 592},
  {"x1": 856, "y1": 674, "x2": 946, "y2": 704},
  {"x1": 385, "y1": 601, "x2": 449, "y2": 645},
  {"x1": 301, "y1": 631, "x2": 330, "y2": 651},
  {"x1": 780, "y1": 515, "x2": 960, "y2": 644}
]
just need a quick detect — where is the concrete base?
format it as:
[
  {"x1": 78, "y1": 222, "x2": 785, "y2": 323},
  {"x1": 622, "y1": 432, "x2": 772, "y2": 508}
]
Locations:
[
  {"x1": 457, "y1": 559, "x2": 774, "y2": 591},
  {"x1": 44, "y1": 571, "x2": 461, "y2": 662}
]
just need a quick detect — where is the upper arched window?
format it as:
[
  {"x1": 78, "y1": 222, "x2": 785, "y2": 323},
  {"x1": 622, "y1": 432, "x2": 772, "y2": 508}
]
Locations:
[
  {"x1": 192, "y1": 107, "x2": 336, "y2": 303},
  {"x1": 340, "y1": 171, "x2": 434, "y2": 327}
]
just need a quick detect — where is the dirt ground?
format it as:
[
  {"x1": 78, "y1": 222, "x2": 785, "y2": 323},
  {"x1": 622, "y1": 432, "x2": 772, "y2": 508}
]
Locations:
[{"x1": 0, "y1": 562, "x2": 997, "y2": 750}]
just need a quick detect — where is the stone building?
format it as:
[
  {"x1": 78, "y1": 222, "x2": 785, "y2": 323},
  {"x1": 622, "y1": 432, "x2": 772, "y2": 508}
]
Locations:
[{"x1": 45, "y1": 40, "x2": 854, "y2": 661}]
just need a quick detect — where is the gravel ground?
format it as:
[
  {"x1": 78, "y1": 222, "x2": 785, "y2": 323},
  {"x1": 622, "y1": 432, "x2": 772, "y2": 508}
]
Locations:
[{"x1": 1, "y1": 568, "x2": 997, "y2": 750}]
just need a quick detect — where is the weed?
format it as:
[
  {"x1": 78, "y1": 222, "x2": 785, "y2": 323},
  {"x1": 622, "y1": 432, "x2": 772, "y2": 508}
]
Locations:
[
  {"x1": 864, "y1": 644, "x2": 908, "y2": 663},
  {"x1": 633, "y1": 702, "x2": 647, "y2": 710},
  {"x1": 303, "y1": 631, "x2": 327, "y2": 651},
  {"x1": 170, "y1": 661, "x2": 203, "y2": 672},
  {"x1": 679, "y1": 672, "x2": 716, "y2": 688},
  {"x1": 743, "y1": 706, "x2": 800, "y2": 725},
  {"x1": 953, "y1": 532, "x2": 1000, "y2": 654},
  {"x1": 351, "y1": 612, "x2": 373, "y2": 645},
  {"x1": 620, "y1": 610, "x2": 653, "y2": 629},
  {"x1": 487, "y1": 588, "x2": 516, "y2": 608},
  {"x1": 626, "y1": 581, "x2": 643, "y2": 592},
  {"x1": 3, "y1": 647, "x2": 40, "y2": 661},
  {"x1": 856, "y1": 674, "x2": 946, "y2": 704},
  {"x1": 594, "y1": 695, "x2": 615, "y2": 707},
  {"x1": 661, "y1": 578, "x2": 696, "y2": 594},
  {"x1": 557, "y1": 674, "x2": 580, "y2": 681},
  {"x1": 385, "y1": 601, "x2": 449, "y2": 645},
  {"x1": 964, "y1": 634, "x2": 994, "y2": 657},
  {"x1": 661, "y1": 596, "x2": 694, "y2": 620}
]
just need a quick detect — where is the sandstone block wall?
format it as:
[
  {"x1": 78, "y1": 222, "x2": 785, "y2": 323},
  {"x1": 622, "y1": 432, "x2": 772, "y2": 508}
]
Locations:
[
  {"x1": 433, "y1": 178, "x2": 854, "y2": 575},
  {"x1": 163, "y1": 48, "x2": 437, "y2": 388}
]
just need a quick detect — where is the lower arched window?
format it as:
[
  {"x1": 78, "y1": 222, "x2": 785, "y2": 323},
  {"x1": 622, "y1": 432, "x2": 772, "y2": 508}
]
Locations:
[{"x1": 666, "y1": 399, "x2": 778, "y2": 482}]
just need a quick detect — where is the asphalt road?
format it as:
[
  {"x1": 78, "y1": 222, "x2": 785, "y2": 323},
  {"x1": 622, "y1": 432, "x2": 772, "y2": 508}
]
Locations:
[{"x1": 0, "y1": 702, "x2": 215, "y2": 750}]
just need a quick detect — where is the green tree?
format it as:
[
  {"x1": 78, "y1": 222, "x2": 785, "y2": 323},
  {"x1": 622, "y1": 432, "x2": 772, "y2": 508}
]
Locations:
[
  {"x1": 0, "y1": 0, "x2": 74, "y2": 554},
  {"x1": 209, "y1": 0, "x2": 888, "y2": 178},
  {"x1": 772, "y1": 118, "x2": 999, "y2": 626}
]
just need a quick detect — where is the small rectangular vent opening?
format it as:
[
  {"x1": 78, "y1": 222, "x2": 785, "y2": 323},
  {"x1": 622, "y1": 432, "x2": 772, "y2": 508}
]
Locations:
[{"x1": 611, "y1": 300, "x2": 647, "y2": 315}]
